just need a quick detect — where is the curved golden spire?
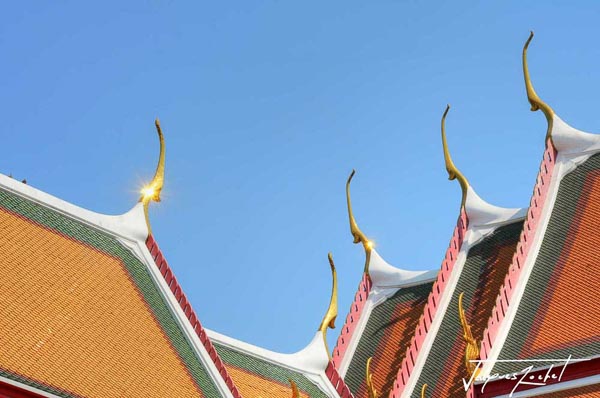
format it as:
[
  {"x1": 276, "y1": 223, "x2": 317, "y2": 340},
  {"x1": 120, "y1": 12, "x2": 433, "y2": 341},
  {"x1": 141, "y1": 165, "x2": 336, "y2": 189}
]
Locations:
[
  {"x1": 441, "y1": 105, "x2": 469, "y2": 208},
  {"x1": 523, "y1": 31, "x2": 554, "y2": 139},
  {"x1": 365, "y1": 357, "x2": 378, "y2": 398},
  {"x1": 346, "y1": 170, "x2": 373, "y2": 273},
  {"x1": 318, "y1": 252, "x2": 338, "y2": 358},
  {"x1": 458, "y1": 292, "x2": 481, "y2": 377},
  {"x1": 140, "y1": 119, "x2": 166, "y2": 232},
  {"x1": 421, "y1": 384, "x2": 428, "y2": 398},
  {"x1": 289, "y1": 380, "x2": 299, "y2": 398}
]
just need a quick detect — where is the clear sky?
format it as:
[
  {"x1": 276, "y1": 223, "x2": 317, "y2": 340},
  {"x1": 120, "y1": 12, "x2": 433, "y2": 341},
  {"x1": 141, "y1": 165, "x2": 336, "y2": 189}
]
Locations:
[{"x1": 2, "y1": 2, "x2": 600, "y2": 354}]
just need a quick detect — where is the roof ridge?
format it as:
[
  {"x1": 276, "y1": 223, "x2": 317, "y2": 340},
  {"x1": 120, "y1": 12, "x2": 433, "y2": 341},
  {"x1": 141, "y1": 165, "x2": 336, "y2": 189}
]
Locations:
[
  {"x1": 552, "y1": 114, "x2": 600, "y2": 155},
  {"x1": 331, "y1": 273, "x2": 372, "y2": 371},
  {"x1": 206, "y1": 329, "x2": 330, "y2": 372},
  {"x1": 0, "y1": 173, "x2": 148, "y2": 241},
  {"x1": 476, "y1": 41, "x2": 600, "y2": 380},
  {"x1": 368, "y1": 249, "x2": 438, "y2": 289},
  {"x1": 331, "y1": 250, "x2": 437, "y2": 382},
  {"x1": 145, "y1": 235, "x2": 242, "y2": 398},
  {"x1": 389, "y1": 194, "x2": 527, "y2": 397},
  {"x1": 464, "y1": 186, "x2": 526, "y2": 229},
  {"x1": 477, "y1": 138, "x2": 557, "y2": 376},
  {"x1": 388, "y1": 209, "x2": 469, "y2": 398}
]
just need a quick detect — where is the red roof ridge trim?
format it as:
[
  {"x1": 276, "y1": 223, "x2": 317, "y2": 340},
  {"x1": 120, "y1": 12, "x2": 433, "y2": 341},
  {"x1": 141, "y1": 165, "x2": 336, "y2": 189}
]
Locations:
[
  {"x1": 325, "y1": 361, "x2": 355, "y2": 398},
  {"x1": 478, "y1": 139, "x2": 557, "y2": 363},
  {"x1": 389, "y1": 208, "x2": 469, "y2": 398},
  {"x1": 332, "y1": 273, "x2": 372, "y2": 368},
  {"x1": 145, "y1": 234, "x2": 242, "y2": 398}
]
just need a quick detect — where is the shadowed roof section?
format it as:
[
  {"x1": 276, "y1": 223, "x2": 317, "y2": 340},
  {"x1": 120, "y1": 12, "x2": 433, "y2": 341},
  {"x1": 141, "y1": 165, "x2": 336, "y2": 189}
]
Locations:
[
  {"x1": 386, "y1": 208, "x2": 469, "y2": 397},
  {"x1": 476, "y1": 87, "x2": 600, "y2": 396},
  {"x1": 411, "y1": 220, "x2": 523, "y2": 397},
  {"x1": 0, "y1": 184, "x2": 226, "y2": 397},
  {"x1": 333, "y1": 168, "x2": 439, "y2": 397},
  {"x1": 387, "y1": 100, "x2": 529, "y2": 398},
  {"x1": 491, "y1": 152, "x2": 600, "y2": 376},
  {"x1": 468, "y1": 34, "x2": 600, "y2": 395},
  {"x1": 343, "y1": 281, "x2": 433, "y2": 398}
]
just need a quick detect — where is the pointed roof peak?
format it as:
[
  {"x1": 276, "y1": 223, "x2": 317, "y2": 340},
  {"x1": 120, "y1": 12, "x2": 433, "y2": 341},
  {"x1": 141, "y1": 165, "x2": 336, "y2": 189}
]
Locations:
[
  {"x1": 206, "y1": 328, "x2": 331, "y2": 375},
  {"x1": 463, "y1": 186, "x2": 526, "y2": 228},
  {"x1": 551, "y1": 114, "x2": 600, "y2": 155},
  {"x1": 522, "y1": 33, "x2": 600, "y2": 157},
  {"x1": 368, "y1": 248, "x2": 437, "y2": 288},
  {"x1": 0, "y1": 172, "x2": 148, "y2": 241}
]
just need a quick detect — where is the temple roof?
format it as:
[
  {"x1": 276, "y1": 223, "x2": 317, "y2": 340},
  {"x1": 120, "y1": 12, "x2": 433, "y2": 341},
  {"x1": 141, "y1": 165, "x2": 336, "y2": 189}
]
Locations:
[
  {"x1": 480, "y1": 115, "x2": 600, "y2": 379},
  {"x1": 0, "y1": 173, "x2": 234, "y2": 397},
  {"x1": 2, "y1": 31, "x2": 599, "y2": 398},
  {"x1": 476, "y1": 37, "x2": 600, "y2": 397}
]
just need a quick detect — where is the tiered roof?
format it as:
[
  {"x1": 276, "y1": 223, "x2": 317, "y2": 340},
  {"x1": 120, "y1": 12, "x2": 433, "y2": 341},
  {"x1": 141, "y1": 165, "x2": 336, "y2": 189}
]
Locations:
[
  {"x1": 333, "y1": 32, "x2": 600, "y2": 398},
  {"x1": 0, "y1": 121, "x2": 353, "y2": 398},
  {"x1": 1, "y1": 32, "x2": 598, "y2": 398}
]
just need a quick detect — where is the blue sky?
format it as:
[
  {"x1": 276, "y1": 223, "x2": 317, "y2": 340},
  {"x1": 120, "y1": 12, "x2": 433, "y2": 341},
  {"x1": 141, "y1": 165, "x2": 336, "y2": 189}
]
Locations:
[{"x1": 2, "y1": 2, "x2": 600, "y2": 353}]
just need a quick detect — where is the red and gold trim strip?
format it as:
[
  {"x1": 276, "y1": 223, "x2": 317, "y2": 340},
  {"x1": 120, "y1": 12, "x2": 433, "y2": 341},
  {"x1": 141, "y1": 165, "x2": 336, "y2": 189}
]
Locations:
[
  {"x1": 478, "y1": 139, "x2": 557, "y2": 362},
  {"x1": 145, "y1": 234, "x2": 242, "y2": 398},
  {"x1": 332, "y1": 273, "x2": 372, "y2": 369},
  {"x1": 389, "y1": 209, "x2": 469, "y2": 398},
  {"x1": 325, "y1": 361, "x2": 354, "y2": 398}
]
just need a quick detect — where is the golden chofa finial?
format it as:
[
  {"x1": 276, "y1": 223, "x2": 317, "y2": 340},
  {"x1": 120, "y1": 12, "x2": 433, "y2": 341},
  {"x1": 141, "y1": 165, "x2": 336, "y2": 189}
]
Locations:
[
  {"x1": 458, "y1": 292, "x2": 481, "y2": 378},
  {"x1": 346, "y1": 170, "x2": 374, "y2": 274},
  {"x1": 289, "y1": 379, "x2": 299, "y2": 398},
  {"x1": 421, "y1": 384, "x2": 428, "y2": 398},
  {"x1": 318, "y1": 253, "x2": 338, "y2": 358},
  {"x1": 523, "y1": 31, "x2": 554, "y2": 139},
  {"x1": 441, "y1": 105, "x2": 469, "y2": 208},
  {"x1": 140, "y1": 119, "x2": 166, "y2": 232},
  {"x1": 365, "y1": 357, "x2": 378, "y2": 398}
]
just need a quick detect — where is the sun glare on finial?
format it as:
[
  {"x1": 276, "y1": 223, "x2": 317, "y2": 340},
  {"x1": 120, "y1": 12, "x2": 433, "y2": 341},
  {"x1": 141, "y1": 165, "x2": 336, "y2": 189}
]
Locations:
[
  {"x1": 141, "y1": 185, "x2": 157, "y2": 200},
  {"x1": 140, "y1": 118, "x2": 166, "y2": 233}
]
